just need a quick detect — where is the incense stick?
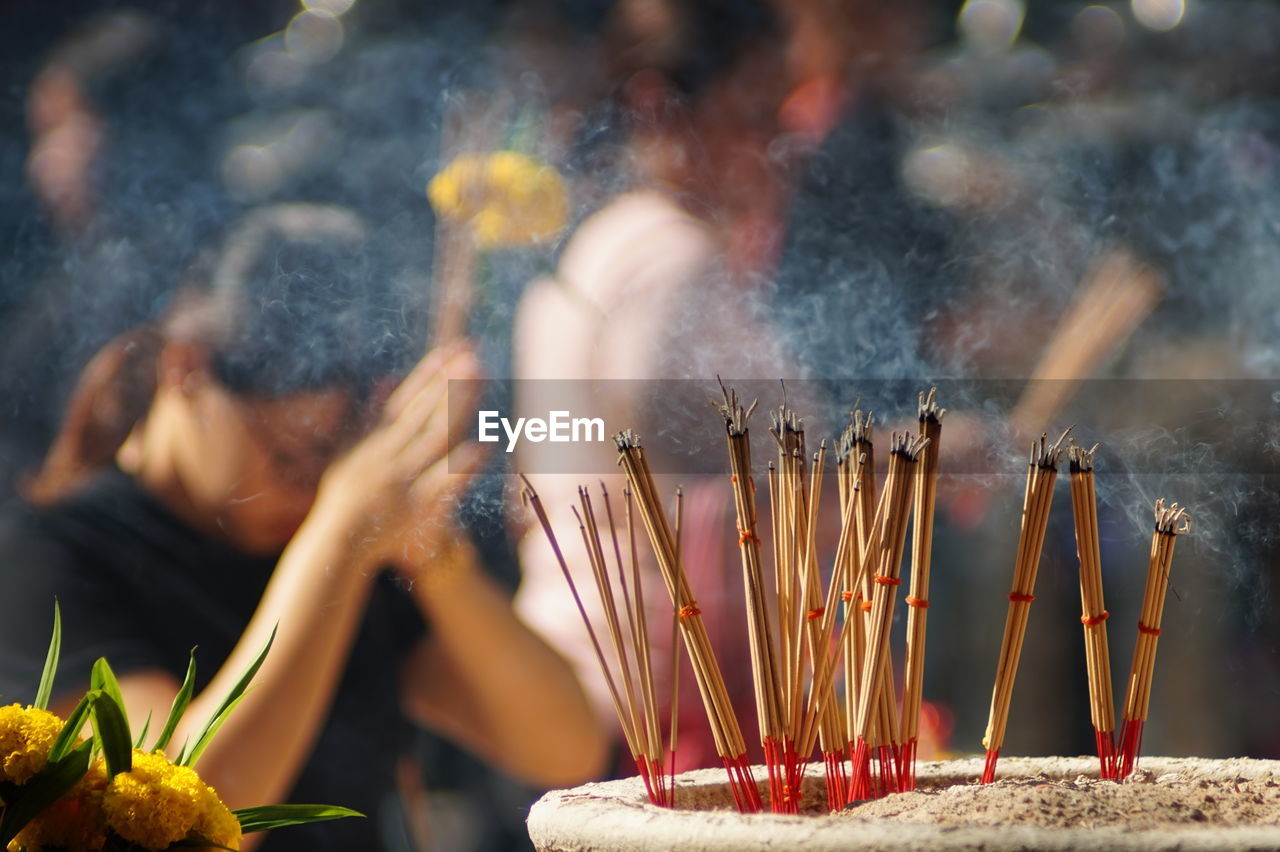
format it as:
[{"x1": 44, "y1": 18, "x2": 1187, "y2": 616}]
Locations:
[
  {"x1": 522, "y1": 478, "x2": 672, "y2": 805},
  {"x1": 900, "y1": 388, "x2": 945, "y2": 791},
  {"x1": 615, "y1": 431, "x2": 764, "y2": 813},
  {"x1": 981, "y1": 428, "x2": 1072, "y2": 784},
  {"x1": 715, "y1": 383, "x2": 794, "y2": 812},
  {"x1": 847, "y1": 432, "x2": 929, "y2": 802},
  {"x1": 1117, "y1": 499, "x2": 1191, "y2": 779},
  {"x1": 1067, "y1": 442, "x2": 1118, "y2": 779}
]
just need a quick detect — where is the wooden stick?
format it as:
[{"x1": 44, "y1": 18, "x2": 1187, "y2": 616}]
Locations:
[
  {"x1": 431, "y1": 221, "x2": 477, "y2": 345},
  {"x1": 521, "y1": 480, "x2": 643, "y2": 776},
  {"x1": 1009, "y1": 250, "x2": 1161, "y2": 438},
  {"x1": 981, "y1": 428, "x2": 1072, "y2": 784},
  {"x1": 1117, "y1": 499, "x2": 1191, "y2": 779},
  {"x1": 769, "y1": 408, "x2": 808, "y2": 766},
  {"x1": 615, "y1": 431, "x2": 763, "y2": 813},
  {"x1": 900, "y1": 388, "x2": 945, "y2": 791},
  {"x1": 715, "y1": 384, "x2": 793, "y2": 811},
  {"x1": 1067, "y1": 443, "x2": 1118, "y2": 779},
  {"x1": 847, "y1": 433, "x2": 929, "y2": 802}
]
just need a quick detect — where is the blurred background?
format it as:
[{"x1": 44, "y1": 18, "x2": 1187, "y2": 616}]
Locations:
[{"x1": 3, "y1": 0, "x2": 1280, "y2": 849}]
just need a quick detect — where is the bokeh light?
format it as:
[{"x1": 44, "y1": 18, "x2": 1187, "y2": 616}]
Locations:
[
  {"x1": 1131, "y1": 0, "x2": 1187, "y2": 31},
  {"x1": 1072, "y1": 5, "x2": 1127, "y2": 52},
  {"x1": 958, "y1": 0, "x2": 1026, "y2": 53},
  {"x1": 284, "y1": 9, "x2": 344, "y2": 65},
  {"x1": 303, "y1": 0, "x2": 357, "y2": 16},
  {"x1": 902, "y1": 144, "x2": 973, "y2": 208}
]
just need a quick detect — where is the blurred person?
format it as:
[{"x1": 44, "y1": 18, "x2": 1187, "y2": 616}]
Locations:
[
  {"x1": 511, "y1": 0, "x2": 819, "y2": 775},
  {"x1": 0, "y1": 203, "x2": 605, "y2": 851},
  {"x1": 0, "y1": 4, "x2": 286, "y2": 502}
]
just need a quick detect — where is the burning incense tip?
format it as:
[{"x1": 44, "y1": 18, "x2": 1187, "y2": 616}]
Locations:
[
  {"x1": 889, "y1": 431, "x2": 930, "y2": 461},
  {"x1": 713, "y1": 378, "x2": 758, "y2": 436},
  {"x1": 1067, "y1": 441, "x2": 1101, "y2": 473},
  {"x1": 1030, "y1": 426, "x2": 1074, "y2": 469},
  {"x1": 614, "y1": 430, "x2": 643, "y2": 451},
  {"x1": 1154, "y1": 499, "x2": 1192, "y2": 535},
  {"x1": 917, "y1": 387, "x2": 946, "y2": 423}
]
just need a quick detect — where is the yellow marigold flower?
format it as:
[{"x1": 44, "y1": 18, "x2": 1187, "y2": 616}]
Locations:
[
  {"x1": 426, "y1": 153, "x2": 487, "y2": 220},
  {"x1": 193, "y1": 782, "x2": 242, "y2": 850},
  {"x1": 12, "y1": 760, "x2": 109, "y2": 852},
  {"x1": 427, "y1": 150, "x2": 567, "y2": 248},
  {"x1": 102, "y1": 750, "x2": 207, "y2": 851},
  {"x1": 0, "y1": 703, "x2": 62, "y2": 785}
]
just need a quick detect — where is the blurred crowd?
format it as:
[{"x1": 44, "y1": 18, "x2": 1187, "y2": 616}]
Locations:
[{"x1": 3, "y1": 1, "x2": 1280, "y2": 850}]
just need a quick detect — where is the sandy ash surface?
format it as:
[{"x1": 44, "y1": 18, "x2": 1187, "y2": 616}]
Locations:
[{"x1": 841, "y1": 770, "x2": 1280, "y2": 830}]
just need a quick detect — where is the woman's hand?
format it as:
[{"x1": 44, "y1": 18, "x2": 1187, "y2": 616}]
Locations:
[{"x1": 309, "y1": 342, "x2": 489, "y2": 570}]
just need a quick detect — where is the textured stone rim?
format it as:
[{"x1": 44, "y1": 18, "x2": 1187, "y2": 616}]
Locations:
[{"x1": 528, "y1": 756, "x2": 1280, "y2": 851}]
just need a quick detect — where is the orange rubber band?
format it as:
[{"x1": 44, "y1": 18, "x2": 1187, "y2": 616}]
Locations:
[
  {"x1": 678, "y1": 603, "x2": 702, "y2": 619},
  {"x1": 841, "y1": 590, "x2": 855, "y2": 603},
  {"x1": 737, "y1": 525, "x2": 761, "y2": 546},
  {"x1": 874, "y1": 575, "x2": 902, "y2": 587},
  {"x1": 1137, "y1": 621, "x2": 1161, "y2": 636},
  {"x1": 859, "y1": 600, "x2": 873, "y2": 612},
  {"x1": 1081, "y1": 611, "x2": 1109, "y2": 626},
  {"x1": 807, "y1": 607, "x2": 824, "y2": 620},
  {"x1": 1008, "y1": 592, "x2": 1036, "y2": 603},
  {"x1": 905, "y1": 596, "x2": 930, "y2": 609}
]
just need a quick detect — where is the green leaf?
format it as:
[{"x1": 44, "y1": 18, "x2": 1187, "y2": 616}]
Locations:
[
  {"x1": 90, "y1": 658, "x2": 130, "y2": 735},
  {"x1": 181, "y1": 691, "x2": 248, "y2": 769},
  {"x1": 232, "y1": 804, "x2": 364, "y2": 833},
  {"x1": 33, "y1": 600, "x2": 61, "y2": 711},
  {"x1": 179, "y1": 625, "x2": 275, "y2": 768},
  {"x1": 90, "y1": 692, "x2": 133, "y2": 778},
  {"x1": 153, "y1": 649, "x2": 196, "y2": 754},
  {"x1": 0, "y1": 739, "x2": 93, "y2": 847},
  {"x1": 133, "y1": 710, "x2": 153, "y2": 749},
  {"x1": 48, "y1": 690, "x2": 98, "y2": 763}
]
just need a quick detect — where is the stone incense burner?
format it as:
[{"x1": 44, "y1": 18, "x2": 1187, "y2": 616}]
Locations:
[{"x1": 529, "y1": 756, "x2": 1280, "y2": 851}]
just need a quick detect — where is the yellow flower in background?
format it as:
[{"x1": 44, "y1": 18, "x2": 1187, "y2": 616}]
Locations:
[
  {"x1": 102, "y1": 750, "x2": 239, "y2": 851},
  {"x1": 427, "y1": 150, "x2": 568, "y2": 248},
  {"x1": 0, "y1": 704, "x2": 62, "y2": 786},
  {"x1": 12, "y1": 760, "x2": 109, "y2": 852}
]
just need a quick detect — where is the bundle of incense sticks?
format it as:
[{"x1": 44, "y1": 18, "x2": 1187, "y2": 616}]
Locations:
[
  {"x1": 520, "y1": 477, "x2": 676, "y2": 806},
  {"x1": 847, "y1": 432, "x2": 930, "y2": 802},
  {"x1": 835, "y1": 419, "x2": 868, "y2": 797},
  {"x1": 835, "y1": 410, "x2": 891, "y2": 798},
  {"x1": 715, "y1": 386, "x2": 795, "y2": 811},
  {"x1": 712, "y1": 383, "x2": 877, "y2": 812},
  {"x1": 899, "y1": 389, "x2": 945, "y2": 791},
  {"x1": 1117, "y1": 499, "x2": 1191, "y2": 779},
  {"x1": 981, "y1": 428, "x2": 1072, "y2": 784},
  {"x1": 833, "y1": 408, "x2": 908, "y2": 800},
  {"x1": 1067, "y1": 442, "x2": 1118, "y2": 779},
  {"x1": 615, "y1": 431, "x2": 764, "y2": 813},
  {"x1": 772, "y1": 405, "x2": 865, "y2": 813}
]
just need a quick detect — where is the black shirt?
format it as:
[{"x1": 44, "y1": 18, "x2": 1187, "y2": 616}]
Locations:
[{"x1": 0, "y1": 467, "x2": 425, "y2": 850}]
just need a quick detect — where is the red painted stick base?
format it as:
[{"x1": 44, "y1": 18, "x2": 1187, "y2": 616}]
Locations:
[
  {"x1": 723, "y1": 752, "x2": 764, "y2": 813},
  {"x1": 981, "y1": 748, "x2": 1000, "y2": 784},
  {"x1": 1117, "y1": 718, "x2": 1146, "y2": 780}
]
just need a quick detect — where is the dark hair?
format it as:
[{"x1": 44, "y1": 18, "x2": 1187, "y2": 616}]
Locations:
[
  {"x1": 561, "y1": 0, "x2": 779, "y2": 182},
  {"x1": 603, "y1": 0, "x2": 777, "y2": 100},
  {"x1": 185, "y1": 203, "x2": 415, "y2": 397},
  {"x1": 26, "y1": 203, "x2": 424, "y2": 504}
]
